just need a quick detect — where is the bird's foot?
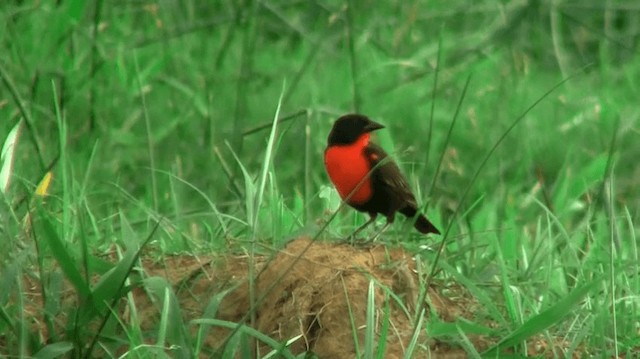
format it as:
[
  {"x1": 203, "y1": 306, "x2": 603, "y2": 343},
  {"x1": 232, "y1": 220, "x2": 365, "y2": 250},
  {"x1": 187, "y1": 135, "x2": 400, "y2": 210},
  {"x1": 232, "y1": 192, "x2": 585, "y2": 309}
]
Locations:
[
  {"x1": 368, "y1": 222, "x2": 390, "y2": 242},
  {"x1": 341, "y1": 234, "x2": 375, "y2": 247}
]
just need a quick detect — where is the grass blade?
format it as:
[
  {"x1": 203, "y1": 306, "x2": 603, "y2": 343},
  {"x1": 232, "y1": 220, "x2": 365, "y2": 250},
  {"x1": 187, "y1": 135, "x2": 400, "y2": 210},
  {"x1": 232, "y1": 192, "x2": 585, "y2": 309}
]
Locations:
[
  {"x1": 404, "y1": 308, "x2": 424, "y2": 359},
  {"x1": 0, "y1": 62, "x2": 45, "y2": 170},
  {"x1": 364, "y1": 279, "x2": 376, "y2": 358},
  {"x1": 35, "y1": 205, "x2": 90, "y2": 298},
  {"x1": 33, "y1": 341, "x2": 73, "y2": 359},
  {"x1": 192, "y1": 319, "x2": 297, "y2": 359},
  {"x1": 146, "y1": 277, "x2": 190, "y2": 359},
  {"x1": 483, "y1": 276, "x2": 603, "y2": 355},
  {"x1": 0, "y1": 120, "x2": 21, "y2": 194},
  {"x1": 83, "y1": 219, "x2": 163, "y2": 358},
  {"x1": 456, "y1": 325, "x2": 482, "y2": 358}
]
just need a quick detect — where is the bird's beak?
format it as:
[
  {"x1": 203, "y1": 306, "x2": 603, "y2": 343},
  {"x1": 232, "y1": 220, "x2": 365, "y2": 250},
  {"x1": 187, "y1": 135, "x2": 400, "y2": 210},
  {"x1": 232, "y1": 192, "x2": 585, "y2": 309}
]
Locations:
[{"x1": 365, "y1": 120, "x2": 385, "y2": 132}]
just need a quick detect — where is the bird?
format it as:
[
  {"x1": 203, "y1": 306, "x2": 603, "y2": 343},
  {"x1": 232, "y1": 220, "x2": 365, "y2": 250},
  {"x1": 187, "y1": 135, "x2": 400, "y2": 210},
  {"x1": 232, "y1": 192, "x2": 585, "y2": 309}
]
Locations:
[{"x1": 323, "y1": 113, "x2": 440, "y2": 240}]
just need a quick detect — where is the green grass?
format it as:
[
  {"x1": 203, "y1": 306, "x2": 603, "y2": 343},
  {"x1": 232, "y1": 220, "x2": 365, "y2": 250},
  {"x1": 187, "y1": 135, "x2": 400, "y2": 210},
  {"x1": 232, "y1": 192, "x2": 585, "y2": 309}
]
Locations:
[{"x1": 1, "y1": 0, "x2": 639, "y2": 357}]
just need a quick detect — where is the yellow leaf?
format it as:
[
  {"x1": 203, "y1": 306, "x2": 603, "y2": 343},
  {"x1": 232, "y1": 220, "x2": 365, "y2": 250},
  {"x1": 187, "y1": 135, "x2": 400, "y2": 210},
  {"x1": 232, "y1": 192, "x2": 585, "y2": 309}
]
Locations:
[{"x1": 35, "y1": 172, "x2": 53, "y2": 197}]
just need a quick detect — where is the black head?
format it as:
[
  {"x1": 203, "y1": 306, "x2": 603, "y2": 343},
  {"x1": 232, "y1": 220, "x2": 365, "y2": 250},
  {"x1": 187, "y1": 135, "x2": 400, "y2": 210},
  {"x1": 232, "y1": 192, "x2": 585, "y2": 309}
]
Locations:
[{"x1": 327, "y1": 114, "x2": 385, "y2": 146}]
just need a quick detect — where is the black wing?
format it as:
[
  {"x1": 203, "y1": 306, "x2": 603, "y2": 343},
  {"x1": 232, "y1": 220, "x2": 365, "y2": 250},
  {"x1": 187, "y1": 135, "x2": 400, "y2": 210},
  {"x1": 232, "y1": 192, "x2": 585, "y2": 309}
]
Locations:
[
  {"x1": 364, "y1": 143, "x2": 418, "y2": 210},
  {"x1": 364, "y1": 143, "x2": 440, "y2": 234}
]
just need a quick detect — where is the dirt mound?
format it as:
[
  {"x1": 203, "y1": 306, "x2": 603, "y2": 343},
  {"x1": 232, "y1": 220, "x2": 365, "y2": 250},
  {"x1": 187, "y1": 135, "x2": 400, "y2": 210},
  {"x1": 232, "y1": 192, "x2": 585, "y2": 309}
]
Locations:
[
  {"x1": 10, "y1": 237, "x2": 574, "y2": 357},
  {"x1": 212, "y1": 238, "x2": 477, "y2": 357}
]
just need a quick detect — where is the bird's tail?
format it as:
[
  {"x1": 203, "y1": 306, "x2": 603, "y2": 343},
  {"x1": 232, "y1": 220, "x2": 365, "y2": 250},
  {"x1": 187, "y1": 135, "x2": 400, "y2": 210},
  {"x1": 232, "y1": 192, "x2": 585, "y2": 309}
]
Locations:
[{"x1": 400, "y1": 206, "x2": 440, "y2": 235}]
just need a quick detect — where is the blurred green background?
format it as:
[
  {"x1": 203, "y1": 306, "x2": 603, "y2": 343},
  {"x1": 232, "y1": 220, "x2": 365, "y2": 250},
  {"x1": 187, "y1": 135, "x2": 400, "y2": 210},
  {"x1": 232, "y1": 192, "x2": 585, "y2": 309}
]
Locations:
[
  {"x1": 2, "y1": 1, "x2": 638, "y2": 243},
  {"x1": 0, "y1": 1, "x2": 640, "y2": 233},
  {"x1": 1, "y1": 0, "x2": 639, "y2": 355},
  {"x1": 0, "y1": 0, "x2": 640, "y2": 255}
]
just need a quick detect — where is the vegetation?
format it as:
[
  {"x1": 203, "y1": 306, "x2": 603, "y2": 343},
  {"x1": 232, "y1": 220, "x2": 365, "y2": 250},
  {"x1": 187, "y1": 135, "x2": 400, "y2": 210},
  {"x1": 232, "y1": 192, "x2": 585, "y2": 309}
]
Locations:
[{"x1": 1, "y1": 0, "x2": 638, "y2": 357}]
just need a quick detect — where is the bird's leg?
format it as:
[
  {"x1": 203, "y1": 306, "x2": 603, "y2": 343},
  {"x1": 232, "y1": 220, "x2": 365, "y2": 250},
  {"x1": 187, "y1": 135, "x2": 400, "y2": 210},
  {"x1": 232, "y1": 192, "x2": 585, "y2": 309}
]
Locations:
[
  {"x1": 369, "y1": 214, "x2": 394, "y2": 242},
  {"x1": 369, "y1": 221, "x2": 391, "y2": 242},
  {"x1": 348, "y1": 214, "x2": 377, "y2": 241}
]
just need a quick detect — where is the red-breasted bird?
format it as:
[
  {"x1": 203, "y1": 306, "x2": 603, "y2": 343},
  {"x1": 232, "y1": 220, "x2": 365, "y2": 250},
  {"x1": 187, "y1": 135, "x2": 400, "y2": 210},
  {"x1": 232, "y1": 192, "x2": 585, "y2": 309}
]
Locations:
[{"x1": 324, "y1": 114, "x2": 440, "y2": 238}]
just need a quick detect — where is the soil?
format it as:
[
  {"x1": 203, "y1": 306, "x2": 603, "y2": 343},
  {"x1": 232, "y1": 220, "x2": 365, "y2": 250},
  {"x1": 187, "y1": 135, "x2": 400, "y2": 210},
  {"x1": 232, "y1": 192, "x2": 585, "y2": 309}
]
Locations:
[
  {"x1": 210, "y1": 237, "x2": 482, "y2": 358},
  {"x1": 7, "y1": 237, "x2": 578, "y2": 358}
]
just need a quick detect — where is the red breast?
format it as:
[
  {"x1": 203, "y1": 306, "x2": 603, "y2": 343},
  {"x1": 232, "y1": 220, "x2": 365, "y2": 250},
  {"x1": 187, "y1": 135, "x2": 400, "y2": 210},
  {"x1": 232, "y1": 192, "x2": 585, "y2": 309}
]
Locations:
[{"x1": 324, "y1": 133, "x2": 373, "y2": 204}]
